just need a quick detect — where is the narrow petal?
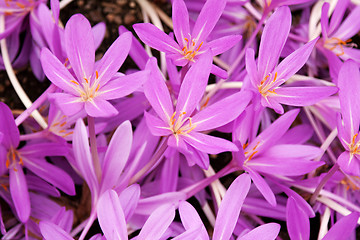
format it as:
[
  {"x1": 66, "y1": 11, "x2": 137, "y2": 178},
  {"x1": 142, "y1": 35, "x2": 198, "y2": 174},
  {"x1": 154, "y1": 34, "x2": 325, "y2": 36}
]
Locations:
[
  {"x1": 333, "y1": 5, "x2": 360, "y2": 40},
  {"x1": 207, "y1": 35, "x2": 242, "y2": 56},
  {"x1": 95, "y1": 32, "x2": 132, "y2": 85},
  {"x1": 178, "y1": 201, "x2": 208, "y2": 239},
  {"x1": 0, "y1": 102, "x2": 19, "y2": 149},
  {"x1": 192, "y1": 0, "x2": 227, "y2": 43},
  {"x1": 262, "y1": 144, "x2": 322, "y2": 160},
  {"x1": 9, "y1": 164, "x2": 30, "y2": 223},
  {"x1": 258, "y1": 6, "x2": 291, "y2": 79},
  {"x1": 286, "y1": 197, "x2": 309, "y2": 240},
  {"x1": 118, "y1": 184, "x2": 141, "y2": 221},
  {"x1": 323, "y1": 212, "x2": 360, "y2": 240},
  {"x1": 173, "y1": 0, "x2": 190, "y2": 47},
  {"x1": 50, "y1": 93, "x2": 84, "y2": 116},
  {"x1": 192, "y1": 91, "x2": 252, "y2": 131},
  {"x1": 144, "y1": 111, "x2": 172, "y2": 136},
  {"x1": 84, "y1": 99, "x2": 118, "y2": 118},
  {"x1": 97, "y1": 190, "x2": 127, "y2": 240},
  {"x1": 337, "y1": 151, "x2": 360, "y2": 176},
  {"x1": 119, "y1": 26, "x2": 149, "y2": 69},
  {"x1": 274, "y1": 38, "x2": 318, "y2": 81},
  {"x1": 144, "y1": 58, "x2": 174, "y2": 123},
  {"x1": 246, "y1": 109, "x2": 299, "y2": 154},
  {"x1": 328, "y1": 0, "x2": 350, "y2": 35},
  {"x1": 245, "y1": 167, "x2": 276, "y2": 206},
  {"x1": 101, "y1": 121, "x2": 132, "y2": 193},
  {"x1": 238, "y1": 223, "x2": 280, "y2": 240},
  {"x1": 175, "y1": 51, "x2": 212, "y2": 118},
  {"x1": 65, "y1": 14, "x2": 95, "y2": 81},
  {"x1": 249, "y1": 158, "x2": 324, "y2": 176},
  {"x1": 271, "y1": 86, "x2": 338, "y2": 107},
  {"x1": 184, "y1": 132, "x2": 238, "y2": 154},
  {"x1": 40, "y1": 48, "x2": 79, "y2": 95},
  {"x1": 24, "y1": 157, "x2": 75, "y2": 195},
  {"x1": 137, "y1": 204, "x2": 175, "y2": 240},
  {"x1": 39, "y1": 221, "x2": 74, "y2": 240},
  {"x1": 245, "y1": 48, "x2": 260, "y2": 86},
  {"x1": 213, "y1": 173, "x2": 251, "y2": 240},
  {"x1": 92, "y1": 22, "x2": 106, "y2": 50},
  {"x1": 73, "y1": 119, "x2": 98, "y2": 198},
  {"x1": 337, "y1": 60, "x2": 360, "y2": 136},
  {"x1": 133, "y1": 23, "x2": 180, "y2": 53},
  {"x1": 97, "y1": 70, "x2": 149, "y2": 100}
]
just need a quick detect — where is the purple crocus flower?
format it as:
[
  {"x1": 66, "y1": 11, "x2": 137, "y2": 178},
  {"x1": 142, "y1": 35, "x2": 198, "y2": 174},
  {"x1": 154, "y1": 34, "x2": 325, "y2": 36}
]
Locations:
[
  {"x1": 320, "y1": 1, "x2": 360, "y2": 63},
  {"x1": 144, "y1": 52, "x2": 252, "y2": 168},
  {"x1": 133, "y1": 0, "x2": 241, "y2": 77},
  {"x1": 40, "y1": 14, "x2": 149, "y2": 117},
  {"x1": 336, "y1": 60, "x2": 360, "y2": 176},
  {"x1": 233, "y1": 109, "x2": 324, "y2": 206},
  {"x1": 245, "y1": 6, "x2": 337, "y2": 114},
  {"x1": 0, "y1": 0, "x2": 45, "y2": 39},
  {"x1": 0, "y1": 102, "x2": 74, "y2": 223}
]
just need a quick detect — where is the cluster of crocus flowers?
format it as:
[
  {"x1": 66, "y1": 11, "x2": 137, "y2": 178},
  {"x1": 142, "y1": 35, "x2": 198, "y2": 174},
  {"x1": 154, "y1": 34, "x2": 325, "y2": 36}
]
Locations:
[{"x1": 1, "y1": 0, "x2": 360, "y2": 239}]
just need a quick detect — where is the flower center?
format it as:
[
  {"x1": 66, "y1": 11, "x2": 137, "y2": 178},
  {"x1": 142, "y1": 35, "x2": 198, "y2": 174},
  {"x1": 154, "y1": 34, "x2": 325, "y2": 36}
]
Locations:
[
  {"x1": 243, "y1": 141, "x2": 261, "y2": 163},
  {"x1": 181, "y1": 37, "x2": 203, "y2": 62},
  {"x1": 169, "y1": 111, "x2": 196, "y2": 137},
  {"x1": 70, "y1": 70, "x2": 101, "y2": 102},
  {"x1": 324, "y1": 37, "x2": 355, "y2": 56},
  {"x1": 6, "y1": 147, "x2": 23, "y2": 171},
  {"x1": 258, "y1": 72, "x2": 279, "y2": 97},
  {"x1": 346, "y1": 133, "x2": 360, "y2": 157},
  {"x1": 340, "y1": 176, "x2": 360, "y2": 191}
]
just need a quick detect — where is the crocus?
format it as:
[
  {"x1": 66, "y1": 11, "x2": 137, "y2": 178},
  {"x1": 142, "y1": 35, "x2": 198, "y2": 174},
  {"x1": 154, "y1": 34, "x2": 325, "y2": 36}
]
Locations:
[
  {"x1": 0, "y1": 102, "x2": 74, "y2": 223},
  {"x1": 337, "y1": 60, "x2": 360, "y2": 176},
  {"x1": 133, "y1": 0, "x2": 241, "y2": 77},
  {"x1": 144, "y1": 52, "x2": 252, "y2": 169},
  {"x1": 245, "y1": 6, "x2": 337, "y2": 114},
  {"x1": 41, "y1": 14, "x2": 149, "y2": 117}
]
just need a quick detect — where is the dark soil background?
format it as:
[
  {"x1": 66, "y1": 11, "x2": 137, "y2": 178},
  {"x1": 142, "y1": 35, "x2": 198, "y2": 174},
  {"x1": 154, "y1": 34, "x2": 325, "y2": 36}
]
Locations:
[{"x1": 0, "y1": 0, "x2": 171, "y2": 110}]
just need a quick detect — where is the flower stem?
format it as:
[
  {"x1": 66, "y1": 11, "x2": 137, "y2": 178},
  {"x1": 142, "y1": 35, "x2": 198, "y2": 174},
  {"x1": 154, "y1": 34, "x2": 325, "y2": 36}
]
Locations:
[
  {"x1": 129, "y1": 137, "x2": 168, "y2": 185},
  {"x1": 78, "y1": 210, "x2": 97, "y2": 240},
  {"x1": 15, "y1": 84, "x2": 56, "y2": 127},
  {"x1": 310, "y1": 163, "x2": 339, "y2": 205},
  {"x1": 182, "y1": 163, "x2": 236, "y2": 199},
  {"x1": 87, "y1": 116, "x2": 102, "y2": 183},
  {"x1": 0, "y1": 15, "x2": 48, "y2": 129}
]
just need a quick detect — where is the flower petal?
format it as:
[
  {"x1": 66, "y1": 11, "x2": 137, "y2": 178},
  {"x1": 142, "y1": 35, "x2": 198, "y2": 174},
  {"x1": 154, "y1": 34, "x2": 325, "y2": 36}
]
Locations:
[
  {"x1": 95, "y1": 32, "x2": 132, "y2": 85},
  {"x1": 213, "y1": 173, "x2": 251, "y2": 240},
  {"x1": 144, "y1": 58, "x2": 174, "y2": 123},
  {"x1": 137, "y1": 204, "x2": 175, "y2": 240},
  {"x1": 173, "y1": 0, "x2": 190, "y2": 48},
  {"x1": 258, "y1": 6, "x2": 291, "y2": 79},
  {"x1": 101, "y1": 121, "x2": 132, "y2": 193},
  {"x1": 286, "y1": 197, "x2": 309, "y2": 240},
  {"x1": 192, "y1": 91, "x2": 252, "y2": 131},
  {"x1": 40, "y1": 48, "x2": 79, "y2": 95},
  {"x1": 133, "y1": 23, "x2": 180, "y2": 53},
  {"x1": 238, "y1": 223, "x2": 280, "y2": 240},
  {"x1": 39, "y1": 221, "x2": 74, "y2": 240},
  {"x1": 84, "y1": 99, "x2": 118, "y2": 118},
  {"x1": 0, "y1": 102, "x2": 19, "y2": 149},
  {"x1": 323, "y1": 212, "x2": 360, "y2": 240},
  {"x1": 184, "y1": 132, "x2": 238, "y2": 154},
  {"x1": 175, "y1": 51, "x2": 212, "y2": 118},
  {"x1": 64, "y1": 14, "x2": 95, "y2": 81},
  {"x1": 97, "y1": 190, "x2": 127, "y2": 240},
  {"x1": 9, "y1": 164, "x2": 30, "y2": 223}
]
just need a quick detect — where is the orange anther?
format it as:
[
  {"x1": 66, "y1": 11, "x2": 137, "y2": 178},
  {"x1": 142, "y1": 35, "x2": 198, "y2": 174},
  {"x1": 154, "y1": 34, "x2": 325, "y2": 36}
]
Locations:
[
  {"x1": 95, "y1": 84, "x2": 100, "y2": 92},
  {"x1": 60, "y1": 121, "x2": 66, "y2": 127},
  {"x1": 96, "y1": 70, "x2": 99, "y2": 79},
  {"x1": 16, "y1": 2, "x2": 25, "y2": 8},
  {"x1": 243, "y1": 142, "x2": 249, "y2": 149},
  {"x1": 6, "y1": 159, "x2": 10, "y2": 168},
  {"x1": 70, "y1": 80, "x2": 79, "y2": 85},
  {"x1": 84, "y1": 77, "x2": 88, "y2": 83},
  {"x1": 248, "y1": 151, "x2": 258, "y2": 161}
]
